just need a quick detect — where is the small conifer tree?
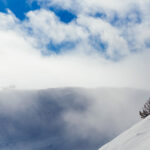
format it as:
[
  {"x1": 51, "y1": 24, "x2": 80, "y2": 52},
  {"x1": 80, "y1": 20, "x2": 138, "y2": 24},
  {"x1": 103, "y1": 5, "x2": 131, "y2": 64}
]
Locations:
[{"x1": 139, "y1": 98, "x2": 150, "y2": 119}]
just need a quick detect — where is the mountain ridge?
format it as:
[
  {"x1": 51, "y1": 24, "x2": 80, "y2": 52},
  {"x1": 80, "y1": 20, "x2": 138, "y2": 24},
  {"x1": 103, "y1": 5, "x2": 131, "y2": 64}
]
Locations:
[{"x1": 99, "y1": 116, "x2": 150, "y2": 150}]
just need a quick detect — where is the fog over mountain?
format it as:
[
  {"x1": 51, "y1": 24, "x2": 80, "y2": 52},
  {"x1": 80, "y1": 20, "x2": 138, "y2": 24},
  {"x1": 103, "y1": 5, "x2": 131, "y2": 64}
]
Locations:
[
  {"x1": 0, "y1": 0, "x2": 150, "y2": 149},
  {"x1": 0, "y1": 87, "x2": 149, "y2": 150}
]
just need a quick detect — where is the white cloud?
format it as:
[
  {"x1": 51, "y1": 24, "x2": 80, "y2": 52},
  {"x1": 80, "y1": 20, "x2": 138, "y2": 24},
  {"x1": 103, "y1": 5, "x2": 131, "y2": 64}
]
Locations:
[
  {"x1": 24, "y1": 10, "x2": 130, "y2": 58},
  {"x1": 76, "y1": 15, "x2": 129, "y2": 57},
  {"x1": 29, "y1": 0, "x2": 150, "y2": 56},
  {"x1": 0, "y1": 4, "x2": 150, "y2": 90},
  {"x1": 32, "y1": 0, "x2": 150, "y2": 16},
  {"x1": 25, "y1": 9, "x2": 87, "y2": 45}
]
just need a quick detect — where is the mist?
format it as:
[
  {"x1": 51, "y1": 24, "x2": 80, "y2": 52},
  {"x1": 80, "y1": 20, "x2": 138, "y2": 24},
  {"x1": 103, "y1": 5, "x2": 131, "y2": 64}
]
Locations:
[
  {"x1": 0, "y1": 87, "x2": 149, "y2": 150},
  {"x1": 0, "y1": 0, "x2": 150, "y2": 149}
]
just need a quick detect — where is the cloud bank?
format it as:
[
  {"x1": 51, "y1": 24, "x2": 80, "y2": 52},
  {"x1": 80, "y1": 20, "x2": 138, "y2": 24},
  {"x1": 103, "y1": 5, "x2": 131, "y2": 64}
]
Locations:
[
  {"x1": 0, "y1": 88, "x2": 149, "y2": 150},
  {"x1": 0, "y1": 0, "x2": 150, "y2": 90}
]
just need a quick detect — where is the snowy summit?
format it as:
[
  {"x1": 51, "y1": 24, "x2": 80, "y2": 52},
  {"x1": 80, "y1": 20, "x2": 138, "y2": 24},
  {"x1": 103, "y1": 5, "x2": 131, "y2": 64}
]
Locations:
[{"x1": 99, "y1": 116, "x2": 150, "y2": 150}]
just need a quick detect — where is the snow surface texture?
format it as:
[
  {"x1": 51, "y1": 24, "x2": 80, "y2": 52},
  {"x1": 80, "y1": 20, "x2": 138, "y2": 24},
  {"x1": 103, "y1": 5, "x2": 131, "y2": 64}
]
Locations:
[{"x1": 99, "y1": 116, "x2": 150, "y2": 150}]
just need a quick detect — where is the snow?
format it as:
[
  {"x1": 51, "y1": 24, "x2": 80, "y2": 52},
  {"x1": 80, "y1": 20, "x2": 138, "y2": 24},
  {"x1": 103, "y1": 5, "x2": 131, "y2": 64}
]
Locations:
[{"x1": 98, "y1": 116, "x2": 150, "y2": 150}]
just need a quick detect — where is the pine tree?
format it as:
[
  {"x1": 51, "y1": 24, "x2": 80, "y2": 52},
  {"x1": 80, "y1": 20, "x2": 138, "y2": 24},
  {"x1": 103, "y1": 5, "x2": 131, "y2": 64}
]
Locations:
[{"x1": 139, "y1": 98, "x2": 150, "y2": 119}]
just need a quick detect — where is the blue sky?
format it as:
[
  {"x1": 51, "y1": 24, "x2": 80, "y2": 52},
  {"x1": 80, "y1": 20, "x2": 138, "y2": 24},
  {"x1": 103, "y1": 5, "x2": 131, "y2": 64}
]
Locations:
[
  {"x1": 0, "y1": 0, "x2": 39, "y2": 20},
  {"x1": 0, "y1": 0, "x2": 76, "y2": 22},
  {"x1": 0, "y1": 0, "x2": 150, "y2": 90}
]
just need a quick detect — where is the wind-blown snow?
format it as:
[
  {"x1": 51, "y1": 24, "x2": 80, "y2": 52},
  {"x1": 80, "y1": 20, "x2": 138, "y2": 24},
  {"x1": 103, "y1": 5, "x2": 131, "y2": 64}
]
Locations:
[{"x1": 99, "y1": 116, "x2": 150, "y2": 150}]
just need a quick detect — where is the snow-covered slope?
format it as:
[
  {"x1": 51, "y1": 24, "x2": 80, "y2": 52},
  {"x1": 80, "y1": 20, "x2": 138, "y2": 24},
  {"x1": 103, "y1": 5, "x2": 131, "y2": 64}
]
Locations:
[{"x1": 99, "y1": 116, "x2": 150, "y2": 150}]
